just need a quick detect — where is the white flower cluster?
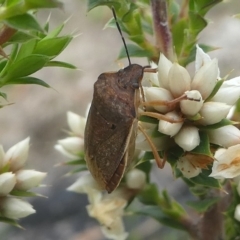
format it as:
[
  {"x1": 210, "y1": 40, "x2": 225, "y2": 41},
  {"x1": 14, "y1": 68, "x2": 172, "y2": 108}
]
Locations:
[
  {"x1": 139, "y1": 45, "x2": 240, "y2": 179},
  {"x1": 0, "y1": 138, "x2": 46, "y2": 220},
  {"x1": 56, "y1": 112, "x2": 147, "y2": 240}
]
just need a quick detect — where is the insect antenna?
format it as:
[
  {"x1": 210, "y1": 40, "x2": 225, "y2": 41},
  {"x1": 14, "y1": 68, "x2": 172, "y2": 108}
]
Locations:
[{"x1": 111, "y1": 7, "x2": 131, "y2": 66}]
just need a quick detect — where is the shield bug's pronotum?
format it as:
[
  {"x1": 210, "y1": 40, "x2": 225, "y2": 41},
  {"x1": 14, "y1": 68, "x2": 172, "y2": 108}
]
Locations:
[{"x1": 84, "y1": 7, "x2": 165, "y2": 193}]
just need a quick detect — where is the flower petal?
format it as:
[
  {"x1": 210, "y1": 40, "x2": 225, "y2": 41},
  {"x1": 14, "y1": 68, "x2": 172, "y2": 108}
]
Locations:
[
  {"x1": 168, "y1": 63, "x2": 191, "y2": 97},
  {"x1": 67, "y1": 111, "x2": 86, "y2": 137},
  {"x1": 234, "y1": 204, "x2": 240, "y2": 222},
  {"x1": 177, "y1": 156, "x2": 201, "y2": 178},
  {"x1": 208, "y1": 125, "x2": 240, "y2": 147},
  {"x1": 199, "y1": 102, "x2": 232, "y2": 125},
  {"x1": 0, "y1": 172, "x2": 16, "y2": 196},
  {"x1": 174, "y1": 126, "x2": 200, "y2": 151},
  {"x1": 192, "y1": 58, "x2": 218, "y2": 99},
  {"x1": 195, "y1": 45, "x2": 211, "y2": 72}
]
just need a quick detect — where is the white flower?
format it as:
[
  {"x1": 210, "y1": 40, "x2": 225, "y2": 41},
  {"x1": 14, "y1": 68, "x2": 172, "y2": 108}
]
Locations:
[
  {"x1": 210, "y1": 144, "x2": 240, "y2": 179},
  {"x1": 158, "y1": 53, "x2": 172, "y2": 89},
  {"x1": 208, "y1": 125, "x2": 240, "y2": 148},
  {"x1": 1, "y1": 197, "x2": 36, "y2": 219},
  {"x1": 158, "y1": 111, "x2": 183, "y2": 137},
  {"x1": 191, "y1": 58, "x2": 218, "y2": 99},
  {"x1": 177, "y1": 156, "x2": 201, "y2": 178},
  {"x1": 168, "y1": 63, "x2": 191, "y2": 98},
  {"x1": 4, "y1": 137, "x2": 30, "y2": 171},
  {"x1": 56, "y1": 137, "x2": 84, "y2": 156},
  {"x1": 180, "y1": 90, "x2": 203, "y2": 116},
  {"x1": 87, "y1": 195, "x2": 128, "y2": 240},
  {"x1": 199, "y1": 102, "x2": 232, "y2": 125},
  {"x1": 174, "y1": 126, "x2": 200, "y2": 151},
  {"x1": 15, "y1": 170, "x2": 47, "y2": 191},
  {"x1": 195, "y1": 44, "x2": 211, "y2": 72},
  {"x1": 126, "y1": 169, "x2": 146, "y2": 189},
  {"x1": 67, "y1": 172, "x2": 101, "y2": 194},
  {"x1": 234, "y1": 204, "x2": 240, "y2": 222},
  {"x1": 0, "y1": 172, "x2": 16, "y2": 196},
  {"x1": 67, "y1": 111, "x2": 86, "y2": 137}
]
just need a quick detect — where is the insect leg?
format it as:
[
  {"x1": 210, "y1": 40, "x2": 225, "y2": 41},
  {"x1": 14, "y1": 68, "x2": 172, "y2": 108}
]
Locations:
[{"x1": 138, "y1": 123, "x2": 165, "y2": 168}]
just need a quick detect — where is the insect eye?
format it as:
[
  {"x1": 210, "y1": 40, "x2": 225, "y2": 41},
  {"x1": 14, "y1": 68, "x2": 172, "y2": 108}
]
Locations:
[{"x1": 132, "y1": 82, "x2": 139, "y2": 89}]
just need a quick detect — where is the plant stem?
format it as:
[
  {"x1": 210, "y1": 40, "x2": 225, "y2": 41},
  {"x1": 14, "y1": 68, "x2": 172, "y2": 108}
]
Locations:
[{"x1": 150, "y1": 0, "x2": 173, "y2": 61}]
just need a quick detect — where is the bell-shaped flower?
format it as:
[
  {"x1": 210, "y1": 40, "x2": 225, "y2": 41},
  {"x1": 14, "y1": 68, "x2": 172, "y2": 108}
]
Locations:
[
  {"x1": 211, "y1": 77, "x2": 240, "y2": 105},
  {"x1": 158, "y1": 111, "x2": 183, "y2": 137},
  {"x1": 158, "y1": 53, "x2": 173, "y2": 89},
  {"x1": 145, "y1": 87, "x2": 173, "y2": 113},
  {"x1": 234, "y1": 204, "x2": 240, "y2": 222},
  {"x1": 1, "y1": 197, "x2": 36, "y2": 219},
  {"x1": 208, "y1": 125, "x2": 240, "y2": 148},
  {"x1": 191, "y1": 58, "x2": 218, "y2": 99},
  {"x1": 67, "y1": 111, "x2": 86, "y2": 137},
  {"x1": 142, "y1": 62, "x2": 159, "y2": 87},
  {"x1": 209, "y1": 144, "x2": 240, "y2": 179},
  {"x1": 15, "y1": 170, "x2": 47, "y2": 191},
  {"x1": 168, "y1": 63, "x2": 191, "y2": 98},
  {"x1": 174, "y1": 126, "x2": 200, "y2": 151},
  {"x1": 180, "y1": 90, "x2": 203, "y2": 116},
  {"x1": 177, "y1": 156, "x2": 201, "y2": 178},
  {"x1": 125, "y1": 168, "x2": 146, "y2": 189},
  {"x1": 0, "y1": 172, "x2": 16, "y2": 196},
  {"x1": 199, "y1": 102, "x2": 232, "y2": 125},
  {"x1": 4, "y1": 137, "x2": 30, "y2": 172}
]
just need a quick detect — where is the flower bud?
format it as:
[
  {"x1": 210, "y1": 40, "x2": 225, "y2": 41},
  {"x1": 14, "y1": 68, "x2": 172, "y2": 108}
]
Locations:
[
  {"x1": 145, "y1": 87, "x2": 173, "y2": 113},
  {"x1": 67, "y1": 112, "x2": 86, "y2": 137},
  {"x1": 126, "y1": 169, "x2": 146, "y2": 189},
  {"x1": 15, "y1": 170, "x2": 47, "y2": 191},
  {"x1": 195, "y1": 45, "x2": 211, "y2": 72},
  {"x1": 4, "y1": 137, "x2": 30, "y2": 171},
  {"x1": 180, "y1": 90, "x2": 203, "y2": 116},
  {"x1": 143, "y1": 62, "x2": 159, "y2": 87},
  {"x1": 234, "y1": 204, "x2": 240, "y2": 222},
  {"x1": 1, "y1": 197, "x2": 36, "y2": 219},
  {"x1": 158, "y1": 53, "x2": 172, "y2": 89},
  {"x1": 211, "y1": 77, "x2": 240, "y2": 105},
  {"x1": 174, "y1": 126, "x2": 200, "y2": 151},
  {"x1": 0, "y1": 172, "x2": 16, "y2": 196},
  {"x1": 199, "y1": 102, "x2": 231, "y2": 125},
  {"x1": 191, "y1": 58, "x2": 218, "y2": 99},
  {"x1": 67, "y1": 172, "x2": 101, "y2": 194},
  {"x1": 177, "y1": 156, "x2": 201, "y2": 178},
  {"x1": 54, "y1": 144, "x2": 79, "y2": 160},
  {"x1": 168, "y1": 63, "x2": 191, "y2": 98},
  {"x1": 208, "y1": 125, "x2": 240, "y2": 147},
  {"x1": 158, "y1": 111, "x2": 183, "y2": 136},
  {"x1": 57, "y1": 137, "x2": 84, "y2": 156}
]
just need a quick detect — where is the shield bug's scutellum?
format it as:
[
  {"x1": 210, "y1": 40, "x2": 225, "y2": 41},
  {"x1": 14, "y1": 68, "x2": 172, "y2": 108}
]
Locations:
[{"x1": 84, "y1": 7, "x2": 166, "y2": 193}]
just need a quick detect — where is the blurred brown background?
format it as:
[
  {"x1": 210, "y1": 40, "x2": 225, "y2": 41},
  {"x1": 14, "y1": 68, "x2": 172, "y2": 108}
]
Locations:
[{"x1": 0, "y1": 0, "x2": 240, "y2": 239}]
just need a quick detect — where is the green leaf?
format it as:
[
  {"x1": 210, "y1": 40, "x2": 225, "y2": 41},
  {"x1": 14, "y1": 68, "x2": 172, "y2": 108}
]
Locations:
[
  {"x1": 0, "y1": 91, "x2": 7, "y2": 100},
  {"x1": 44, "y1": 22, "x2": 65, "y2": 39},
  {"x1": 138, "y1": 183, "x2": 159, "y2": 205},
  {"x1": 187, "y1": 169, "x2": 221, "y2": 188},
  {"x1": 10, "y1": 189, "x2": 41, "y2": 197},
  {"x1": 191, "y1": 131, "x2": 212, "y2": 156},
  {"x1": 5, "y1": 13, "x2": 43, "y2": 32},
  {"x1": 65, "y1": 159, "x2": 86, "y2": 165},
  {"x1": 139, "y1": 115, "x2": 158, "y2": 124},
  {"x1": 8, "y1": 31, "x2": 38, "y2": 44},
  {"x1": 24, "y1": 0, "x2": 63, "y2": 8},
  {"x1": 15, "y1": 38, "x2": 37, "y2": 61},
  {"x1": 5, "y1": 54, "x2": 49, "y2": 79},
  {"x1": 0, "y1": 217, "x2": 22, "y2": 228},
  {"x1": 199, "y1": 118, "x2": 233, "y2": 130},
  {"x1": 118, "y1": 44, "x2": 153, "y2": 59},
  {"x1": 135, "y1": 205, "x2": 187, "y2": 231},
  {"x1": 66, "y1": 165, "x2": 88, "y2": 175},
  {"x1": 87, "y1": 0, "x2": 121, "y2": 11},
  {"x1": 187, "y1": 197, "x2": 220, "y2": 213},
  {"x1": 5, "y1": 76, "x2": 50, "y2": 88},
  {"x1": 189, "y1": 11, "x2": 207, "y2": 35},
  {"x1": 136, "y1": 160, "x2": 152, "y2": 182},
  {"x1": 0, "y1": 60, "x2": 7, "y2": 72},
  {"x1": 45, "y1": 61, "x2": 77, "y2": 69},
  {"x1": 33, "y1": 36, "x2": 72, "y2": 57},
  {"x1": 205, "y1": 79, "x2": 224, "y2": 101}
]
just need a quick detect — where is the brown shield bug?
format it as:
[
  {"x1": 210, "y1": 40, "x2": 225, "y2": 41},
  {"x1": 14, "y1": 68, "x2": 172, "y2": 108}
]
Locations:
[{"x1": 84, "y1": 8, "x2": 164, "y2": 193}]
